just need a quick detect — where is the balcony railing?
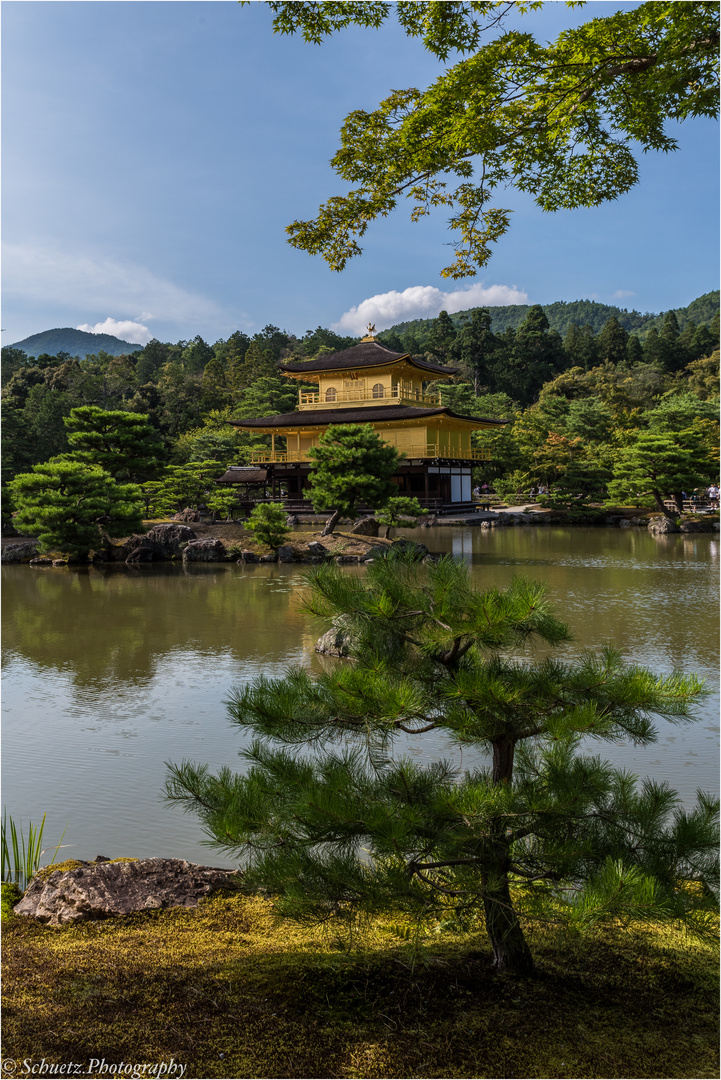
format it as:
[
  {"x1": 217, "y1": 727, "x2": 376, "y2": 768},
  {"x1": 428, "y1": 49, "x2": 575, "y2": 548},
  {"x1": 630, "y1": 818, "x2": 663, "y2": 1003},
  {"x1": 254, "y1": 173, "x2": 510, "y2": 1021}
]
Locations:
[
  {"x1": 249, "y1": 445, "x2": 492, "y2": 464},
  {"x1": 299, "y1": 386, "x2": 441, "y2": 409}
]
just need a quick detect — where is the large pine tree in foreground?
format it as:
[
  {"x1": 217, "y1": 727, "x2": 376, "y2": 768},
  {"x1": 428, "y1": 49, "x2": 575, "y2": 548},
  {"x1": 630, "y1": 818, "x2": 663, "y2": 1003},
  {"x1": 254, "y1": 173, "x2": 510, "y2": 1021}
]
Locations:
[{"x1": 166, "y1": 554, "x2": 718, "y2": 975}]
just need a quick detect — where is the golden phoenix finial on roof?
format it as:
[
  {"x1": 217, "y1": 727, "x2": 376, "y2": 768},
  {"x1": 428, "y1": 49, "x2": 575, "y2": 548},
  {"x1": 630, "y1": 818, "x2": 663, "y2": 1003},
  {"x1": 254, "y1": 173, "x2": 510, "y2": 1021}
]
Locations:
[{"x1": 366, "y1": 322, "x2": 376, "y2": 336}]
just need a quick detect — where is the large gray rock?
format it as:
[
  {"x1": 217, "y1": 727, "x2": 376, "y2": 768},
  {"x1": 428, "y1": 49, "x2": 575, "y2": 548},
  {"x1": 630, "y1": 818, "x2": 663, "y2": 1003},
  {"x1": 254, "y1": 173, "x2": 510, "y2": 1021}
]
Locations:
[
  {"x1": 2, "y1": 541, "x2": 39, "y2": 563},
  {"x1": 306, "y1": 540, "x2": 328, "y2": 557},
  {"x1": 276, "y1": 544, "x2": 295, "y2": 562},
  {"x1": 349, "y1": 517, "x2": 380, "y2": 537},
  {"x1": 648, "y1": 516, "x2": 680, "y2": 534},
  {"x1": 125, "y1": 539, "x2": 155, "y2": 563},
  {"x1": 145, "y1": 523, "x2": 197, "y2": 557},
  {"x1": 182, "y1": 538, "x2": 227, "y2": 562},
  {"x1": 14, "y1": 858, "x2": 237, "y2": 926},
  {"x1": 315, "y1": 616, "x2": 360, "y2": 657},
  {"x1": 172, "y1": 508, "x2": 201, "y2": 522},
  {"x1": 388, "y1": 538, "x2": 430, "y2": 559}
]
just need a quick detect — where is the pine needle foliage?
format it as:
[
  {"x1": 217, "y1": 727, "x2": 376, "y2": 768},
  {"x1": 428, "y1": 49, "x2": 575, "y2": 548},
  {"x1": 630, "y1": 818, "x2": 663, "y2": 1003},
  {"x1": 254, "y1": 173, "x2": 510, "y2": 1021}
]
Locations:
[{"x1": 166, "y1": 554, "x2": 718, "y2": 975}]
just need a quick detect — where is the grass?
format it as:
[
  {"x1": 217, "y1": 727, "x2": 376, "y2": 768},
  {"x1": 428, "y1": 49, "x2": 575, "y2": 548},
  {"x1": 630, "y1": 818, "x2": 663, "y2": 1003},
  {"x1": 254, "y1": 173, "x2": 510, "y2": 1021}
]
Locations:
[
  {"x1": 2, "y1": 887, "x2": 718, "y2": 1079},
  {"x1": 1, "y1": 811, "x2": 68, "y2": 891}
]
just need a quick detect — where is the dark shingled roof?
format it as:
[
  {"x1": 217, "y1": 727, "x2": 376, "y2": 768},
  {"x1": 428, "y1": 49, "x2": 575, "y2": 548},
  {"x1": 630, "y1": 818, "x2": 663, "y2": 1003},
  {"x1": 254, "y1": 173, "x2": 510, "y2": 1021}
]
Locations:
[
  {"x1": 216, "y1": 466, "x2": 268, "y2": 484},
  {"x1": 280, "y1": 340, "x2": 458, "y2": 377},
  {"x1": 228, "y1": 404, "x2": 510, "y2": 429}
]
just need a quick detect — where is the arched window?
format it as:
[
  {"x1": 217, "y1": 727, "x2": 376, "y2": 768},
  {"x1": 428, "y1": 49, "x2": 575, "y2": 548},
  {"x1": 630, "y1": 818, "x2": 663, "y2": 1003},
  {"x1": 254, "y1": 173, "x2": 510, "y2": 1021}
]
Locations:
[
  {"x1": 372, "y1": 383, "x2": 385, "y2": 399},
  {"x1": 325, "y1": 387, "x2": 337, "y2": 401}
]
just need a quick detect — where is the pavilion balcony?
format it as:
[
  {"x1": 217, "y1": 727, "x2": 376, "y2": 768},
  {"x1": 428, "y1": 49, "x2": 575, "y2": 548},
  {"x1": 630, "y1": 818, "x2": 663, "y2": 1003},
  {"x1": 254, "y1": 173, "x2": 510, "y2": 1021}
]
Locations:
[
  {"x1": 249, "y1": 445, "x2": 492, "y2": 464},
  {"x1": 298, "y1": 386, "x2": 441, "y2": 409}
]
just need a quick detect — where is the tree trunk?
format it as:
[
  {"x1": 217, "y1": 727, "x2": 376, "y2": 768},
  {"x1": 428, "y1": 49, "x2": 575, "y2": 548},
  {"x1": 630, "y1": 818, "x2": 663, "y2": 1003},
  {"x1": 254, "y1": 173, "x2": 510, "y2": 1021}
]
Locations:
[
  {"x1": 492, "y1": 736, "x2": 515, "y2": 784},
  {"x1": 652, "y1": 488, "x2": 677, "y2": 522},
  {"x1": 482, "y1": 859, "x2": 534, "y2": 975},
  {"x1": 320, "y1": 508, "x2": 343, "y2": 536}
]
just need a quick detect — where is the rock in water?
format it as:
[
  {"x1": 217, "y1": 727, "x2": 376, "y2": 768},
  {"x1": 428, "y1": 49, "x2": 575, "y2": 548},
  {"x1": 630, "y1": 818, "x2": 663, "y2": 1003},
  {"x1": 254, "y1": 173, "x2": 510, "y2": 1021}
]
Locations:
[
  {"x1": 648, "y1": 517, "x2": 680, "y2": 534},
  {"x1": 144, "y1": 523, "x2": 197, "y2": 557},
  {"x1": 1, "y1": 541, "x2": 39, "y2": 563},
  {"x1": 14, "y1": 858, "x2": 237, "y2": 925},
  {"x1": 182, "y1": 539, "x2": 227, "y2": 562},
  {"x1": 315, "y1": 615, "x2": 360, "y2": 657}
]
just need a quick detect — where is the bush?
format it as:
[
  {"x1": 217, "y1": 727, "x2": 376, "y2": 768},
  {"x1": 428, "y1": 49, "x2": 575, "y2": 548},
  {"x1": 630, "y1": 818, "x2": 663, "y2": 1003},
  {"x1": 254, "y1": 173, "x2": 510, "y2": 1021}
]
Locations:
[{"x1": 245, "y1": 503, "x2": 291, "y2": 550}]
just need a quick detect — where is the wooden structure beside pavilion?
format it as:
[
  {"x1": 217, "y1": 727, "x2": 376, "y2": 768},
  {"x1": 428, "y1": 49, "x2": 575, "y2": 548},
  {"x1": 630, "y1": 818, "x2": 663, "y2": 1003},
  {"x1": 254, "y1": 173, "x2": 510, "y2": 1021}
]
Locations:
[{"x1": 221, "y1": 330, "x2": 510, "y2": 513}]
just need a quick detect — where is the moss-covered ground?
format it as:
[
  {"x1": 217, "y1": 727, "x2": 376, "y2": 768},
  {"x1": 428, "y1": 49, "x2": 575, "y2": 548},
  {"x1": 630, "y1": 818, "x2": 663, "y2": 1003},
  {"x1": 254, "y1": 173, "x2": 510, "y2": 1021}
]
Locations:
[{"x1": 2, "y1": 886, "x2": 718, "y2": 1079}]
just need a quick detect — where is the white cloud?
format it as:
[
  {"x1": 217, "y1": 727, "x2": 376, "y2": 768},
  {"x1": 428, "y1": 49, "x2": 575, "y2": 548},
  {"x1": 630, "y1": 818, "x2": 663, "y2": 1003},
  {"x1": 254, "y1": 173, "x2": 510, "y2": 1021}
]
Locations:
[
  {"x1": 76, "y1": 317, "x2": 153, "y2": 345},
  {"x1": 332, "y1": 283, "x2": 529, "y2": 336},
  {"x1": 611, "y1": 289, "x2": 636, "y2": 300},
  {"x1": 3, "y1": 243, "x2": 225, "y2": 328}
]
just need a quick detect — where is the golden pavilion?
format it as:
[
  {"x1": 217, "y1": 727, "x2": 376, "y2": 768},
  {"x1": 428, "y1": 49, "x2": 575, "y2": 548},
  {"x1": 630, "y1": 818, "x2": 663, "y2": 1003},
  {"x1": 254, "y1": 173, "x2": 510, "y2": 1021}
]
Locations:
[{"x1": 222, "y1": 327, "x2": 509, "y2": 511}]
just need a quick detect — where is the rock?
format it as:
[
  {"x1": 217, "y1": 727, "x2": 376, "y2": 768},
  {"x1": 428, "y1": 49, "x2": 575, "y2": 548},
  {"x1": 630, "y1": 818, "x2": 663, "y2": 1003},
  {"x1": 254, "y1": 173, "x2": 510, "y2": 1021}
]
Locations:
[
  {"x1": 52, "y1": 558, "x2": 69, "y2": 566},
  {"x1": 14, "y1": 857, "x2": 237, "y2": 926},
  {"x1": 125, "y1": 540, "x2": 155, "y2": 564},
  {"x1": 145, "y1": 523, "x2": 197, "y2": 557},
  {"x1": 679, "y1": 519, "x2": 715, "y2": 533},
  {"x1": 349, "y1": 517, "x2": 380, "y2": 537},
  {"x1": 238, "y1": 550, "x2": 257, "y2": 563},
  {"x1": 286, "y1": 514, "x2": 299, "y2": 526},
  {"x1": 2, "y1": 541, "x2": 39, "y2": 563},
  {"x1": 315, "y1": 616, "x2": 360, "y2": 657},
  {"x1": 182, "y1": 539, "x2": 227, "y2": 563},
  {"x1": 359, "y1": 546, "x2": 387, "y2": 562},
  {"x1": 276, "y1": 544, "x2": 295, "y2": 563},
  {"x1": 29, "y1": 556, "x2": 53, "y2": 566},
  {"x1": 173, "y1": 508, "x2": 201, "y2": 522},
  {"x1": 648, "y1": 517, "x2": 680, "y2": 534},
  {"x1": 306, "y1": 541, "x2": 328, "y2": 557},
  {"x1": 619, "y1": 519, "x2": 633, "y2": 528},
  {"x1": 259, "y1": 552, "x2": 277, "y2": 562},
  {"x1": 388, "y1": 538, "x2": 429, "y2": 559},
  {"x1": 336, "y1": 554, "x2": 361, "y2": 563}
]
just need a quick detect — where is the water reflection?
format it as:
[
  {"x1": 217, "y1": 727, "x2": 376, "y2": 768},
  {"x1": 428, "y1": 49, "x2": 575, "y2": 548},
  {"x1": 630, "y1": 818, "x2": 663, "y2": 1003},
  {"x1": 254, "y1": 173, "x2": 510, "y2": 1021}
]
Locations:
[{"x1": 2, "y1": 528, "x2": 718, "y2": 864}]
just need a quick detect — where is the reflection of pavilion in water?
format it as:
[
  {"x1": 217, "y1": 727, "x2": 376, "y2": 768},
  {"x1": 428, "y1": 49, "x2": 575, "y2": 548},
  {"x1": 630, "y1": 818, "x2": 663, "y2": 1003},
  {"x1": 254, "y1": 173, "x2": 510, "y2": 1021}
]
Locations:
[{"x1": 219, "y1": 326, "x2": 510, "y2": 514}]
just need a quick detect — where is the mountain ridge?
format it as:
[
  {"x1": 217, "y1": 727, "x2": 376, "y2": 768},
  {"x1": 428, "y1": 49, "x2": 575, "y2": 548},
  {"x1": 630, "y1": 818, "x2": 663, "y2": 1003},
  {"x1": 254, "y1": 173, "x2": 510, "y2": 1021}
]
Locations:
[{"x1": 8, "y1": 327, "x2": 143, "y2": 359}]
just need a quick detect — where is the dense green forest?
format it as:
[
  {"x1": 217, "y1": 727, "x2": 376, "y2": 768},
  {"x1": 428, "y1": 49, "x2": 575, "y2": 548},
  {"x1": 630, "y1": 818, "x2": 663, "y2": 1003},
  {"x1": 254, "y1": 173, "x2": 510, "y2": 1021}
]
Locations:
[{"x1": 2, "y1": 293, "x2": 718, "y2": 524}]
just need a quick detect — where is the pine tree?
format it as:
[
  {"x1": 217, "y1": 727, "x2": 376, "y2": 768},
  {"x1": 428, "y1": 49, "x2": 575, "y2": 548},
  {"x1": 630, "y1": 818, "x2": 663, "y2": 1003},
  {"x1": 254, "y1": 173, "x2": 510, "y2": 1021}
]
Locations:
[
  {"x1": 609, "y1": 432, "x2": 714, "y2": 518},
  {"x1": 63, "y1": 406, "x2": 164, "y2": 482},
  {"x1": 166, "y1": 554, "x2": 717, "y2": 976},
  {"x1": 306, "y1": 423, "x2": 400, "y2": 535},
  {"x1": 9, "y1": 459, "x2": 144, "y2": 559}
]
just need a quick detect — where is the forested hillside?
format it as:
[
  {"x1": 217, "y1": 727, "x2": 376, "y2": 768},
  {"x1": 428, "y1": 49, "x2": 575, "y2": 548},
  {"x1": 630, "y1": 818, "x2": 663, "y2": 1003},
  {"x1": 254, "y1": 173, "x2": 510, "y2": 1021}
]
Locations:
[
  {"x1": 8, "y1": 327, "x2": 142, "y2": 360},
  {"x1": 2, "y1": 293, "x2": 718, "y2": 527},
  {"x1": 381, "y1": 291, "x2": 720, "y2": 346}
]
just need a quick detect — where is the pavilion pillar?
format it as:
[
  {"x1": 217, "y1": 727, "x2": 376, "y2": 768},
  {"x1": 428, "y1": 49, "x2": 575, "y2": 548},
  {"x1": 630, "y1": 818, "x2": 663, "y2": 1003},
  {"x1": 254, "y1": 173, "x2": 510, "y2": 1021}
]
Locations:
[{"x1": 271, "y1": 433, "x2": 276, "y2": 461}]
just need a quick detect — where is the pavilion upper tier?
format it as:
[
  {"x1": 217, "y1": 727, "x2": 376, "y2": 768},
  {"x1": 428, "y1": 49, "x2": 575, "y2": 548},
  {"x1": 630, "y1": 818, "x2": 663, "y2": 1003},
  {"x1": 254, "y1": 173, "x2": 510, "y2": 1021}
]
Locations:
[{"x1": 278, "y1": 340, "x2": 460, "y2": 410}]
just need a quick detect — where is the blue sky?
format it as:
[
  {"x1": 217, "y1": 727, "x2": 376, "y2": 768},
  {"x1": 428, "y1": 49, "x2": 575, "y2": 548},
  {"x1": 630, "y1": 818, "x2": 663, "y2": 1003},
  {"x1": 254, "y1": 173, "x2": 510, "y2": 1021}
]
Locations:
[{"x1": 2, "y1": 1, "x2": 719, "y2": 348}]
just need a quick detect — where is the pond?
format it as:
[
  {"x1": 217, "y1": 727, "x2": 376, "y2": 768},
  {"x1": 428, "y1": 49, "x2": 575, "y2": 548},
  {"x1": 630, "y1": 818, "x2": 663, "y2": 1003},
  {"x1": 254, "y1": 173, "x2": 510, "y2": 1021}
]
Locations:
[{"x1": 2, "y1": 526, "x2": 718, "y2": 867}]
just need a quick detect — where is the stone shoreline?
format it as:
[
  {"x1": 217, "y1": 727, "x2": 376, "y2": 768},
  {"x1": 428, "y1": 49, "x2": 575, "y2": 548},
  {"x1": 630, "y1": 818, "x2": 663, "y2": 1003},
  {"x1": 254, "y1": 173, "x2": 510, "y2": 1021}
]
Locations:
[{"x1": 2, "y1": 509, "x2": 717, "y2": 566}]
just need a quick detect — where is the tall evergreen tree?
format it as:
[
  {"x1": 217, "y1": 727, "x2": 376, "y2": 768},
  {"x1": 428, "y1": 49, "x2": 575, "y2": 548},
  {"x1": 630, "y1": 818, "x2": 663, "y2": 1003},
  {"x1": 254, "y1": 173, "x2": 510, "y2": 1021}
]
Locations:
[
  {"x1": 455, "y1": 308, "x2": 496, "y2": 392},
  {"x1": 597, "y1": 317, "x2": 629, "y2": 366},
  {"x1": 427, "y1": 310, "x2": 457, "y2": 363}
]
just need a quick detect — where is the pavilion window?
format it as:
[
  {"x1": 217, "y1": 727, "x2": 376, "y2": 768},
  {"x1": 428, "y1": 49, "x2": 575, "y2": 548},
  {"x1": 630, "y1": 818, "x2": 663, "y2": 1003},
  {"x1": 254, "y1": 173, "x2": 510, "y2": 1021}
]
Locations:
[
  {"x1": 325, "y1": 387, "x2": 337, "y2": 402},
  {"x1": 372, "y1": 383, "x2": 385, "y2": 398}
]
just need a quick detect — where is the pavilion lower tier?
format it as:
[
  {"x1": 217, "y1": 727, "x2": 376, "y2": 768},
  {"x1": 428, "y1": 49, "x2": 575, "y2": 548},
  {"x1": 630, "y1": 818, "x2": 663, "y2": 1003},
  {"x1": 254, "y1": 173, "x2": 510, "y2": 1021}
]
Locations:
[{"x1": 252, "y1": 459, "x2": 479, "y2": 507}]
